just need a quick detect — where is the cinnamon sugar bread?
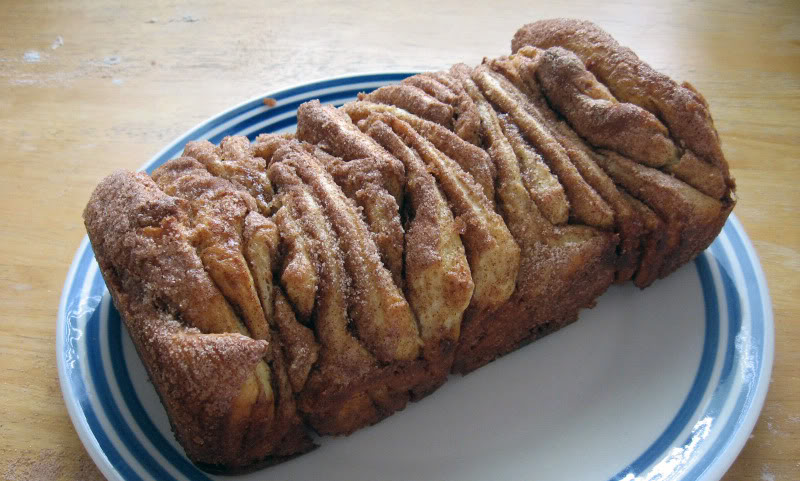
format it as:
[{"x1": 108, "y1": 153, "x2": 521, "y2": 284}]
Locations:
[{"x1": 83, "y1": 19, "x2": 735, "y2": 471}]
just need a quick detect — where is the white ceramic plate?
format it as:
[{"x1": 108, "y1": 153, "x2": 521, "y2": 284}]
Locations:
[{"x1": 57, "y1": 73, "x2": 774, "y2": 481}]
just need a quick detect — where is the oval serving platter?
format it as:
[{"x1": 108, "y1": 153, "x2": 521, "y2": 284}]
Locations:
[{"x1": 57, "y1": 73, "x2": 774, "y2": 481}]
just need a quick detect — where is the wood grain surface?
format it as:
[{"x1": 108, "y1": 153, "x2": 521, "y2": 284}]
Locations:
[{"x1": 1, "y1": 0, "x2": 797, "y2": 479}]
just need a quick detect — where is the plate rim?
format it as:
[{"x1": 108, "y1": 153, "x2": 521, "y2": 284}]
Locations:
[
  {"x1": 56, "y1": 72, "x2": 775, "y2": 481},
  {"x1": 696, "y1": 213, "x2": 775, "y2": 481}
]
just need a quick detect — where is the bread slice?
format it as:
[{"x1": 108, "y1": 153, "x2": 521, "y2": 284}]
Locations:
[{"x1": 83, "y1": 19, "x2": 735, "y2": 471}]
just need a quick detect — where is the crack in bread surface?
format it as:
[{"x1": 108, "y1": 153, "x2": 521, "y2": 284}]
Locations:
[
  {"x1": 268, "y1": 160, "x2": 377, "y2": 387},
  {"x1": 151, "y1": 157, "x2": 272, "y2": 341},
  {"x1": 183, "y1": 136, "x2": 275, "y2": 214},
  {"x1": 367, "y1": 118, "x2": 474, "y2": 363},
  {"x1": 472, "y1": 65, "x2": 615, "y2": 229},
  {"x1": 344, "y1": 100, "x2": 497, "y2": 211},
  {"x1": 385, "y1": 115, "x2": 520, "y2": 314},
  {"x1": 272, "y1": 205, "x2": 319, "y2": 321}
]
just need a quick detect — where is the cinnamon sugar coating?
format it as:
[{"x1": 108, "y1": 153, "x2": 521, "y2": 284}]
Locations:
[
  {"x1": 274, "y1": 142, "x2": 422, "y2": 364},
  {"x1": 342, "y1": 100, "x2": 497, "y2": 208},
  {"x1": 360, "y1": 84, "x2": 455, "y2": 128},
  {"x1": 368, "y1": 118, "x2": 474, "y2": 391},
  {"x1": 83, "y1": 171, "x2": 312, "y2": 467}
]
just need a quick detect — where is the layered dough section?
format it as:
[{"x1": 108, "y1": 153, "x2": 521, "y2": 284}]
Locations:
[{"x1": 83, "y1": 19, "x2": 735, "y2": 472}]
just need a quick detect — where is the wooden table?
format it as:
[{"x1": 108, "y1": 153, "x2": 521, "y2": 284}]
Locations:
[{"x1": 1, "y1": 0, "x2": 797, "y2": 479}]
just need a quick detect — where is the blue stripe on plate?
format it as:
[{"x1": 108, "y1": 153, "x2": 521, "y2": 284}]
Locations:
[
  {"x1": 727, "y1": 220, "x2": 765, "y2": 359},
  {"x1": 264, "y1": 73, "x2": 413, "y2": 103},
  {"x1": 63, "y1": 260, "x2": 142, "y2": 481},
  {"x1": 245, "y1": 115, "x2": 297, "y2": 140},
  {"x1": 710, "y1": 240, "x2": 743, "y2": 399},
  {"x1": 686, "y1": 239, "x2": 743, "y2": 430},
  {"x1": 683, "y1": 221, "x2": 766, "y2": 479},
  {"x1": 65, "y1": 247, "x2": 95, "y2": 313},
  {"x1": 608, "y1": 252, "x2": 720, "y2": 481},
  {"x1": 82, "y1": 400, "x2": 143, "y2": 481},
  {"x1": 658, "y1": 242, "x2": 741, "y2": 475}
]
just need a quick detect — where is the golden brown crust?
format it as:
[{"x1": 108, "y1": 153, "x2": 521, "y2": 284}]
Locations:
[
  {"x1": 402, "y1": 73, "x2": 458, "y2": 105},
  {"x1": 342, "y1": 100, "x2": 497, "y2": 210},
  {"x1": 594, "y1": 150, "x2": 727, "y2": 277},
  {"x1": 367, "y1": 119, "x2": 474, "y2": 383},
  {"x1": 296, "y1": 100, "x2": 406, "y2": 205},
  {"x1": 151, "y1": 157, "x2": 271, "y2": 341},
  {"x1": 471, "y1": 64, "x2": 615, "y2": 229},
  {"x1": 665, "y1": 150, "x2": 728, "y2": 200},
  {"x1": 441, "y1": 64, "x2": 619, "y2": 372},
  {"x1": 265, "y1": 155, "x2": 427, "y2": 435},
  {"x1": 618, "y1": 189, "x2": 668, "y2": 288},
  {"x1": 499, "y1": 55, "x2": 646, "y2": 280},
  {"x1": 512, "y1": 18, "x2": 735, "y2": 194},
  {"x1": 533, "y1": 47, "x2": 728, "y2": 200},
  {"x1": 271, "y1": 206, "x2": 318, "y2": 320},
  {"x1": 183, "y1": 136, "x2": 275, "y2": 214},
  {"x1": 433, "y1": 70, "x2": 483, "y2": 145},
  {"x1": 484, "y1": 52, "x2": 669, "y2": 284},
  {"x1": 275, "y1": 143, "x2": 422, "y2": 364},
  {"x1": 294, "y1": 102, "x2": 408, "y2": 287},
  {"x1": 241, "y1": 210, "x2": 279, "y2": 330},
  {"x1": 536, "y1": 47, "x2": 680, "y2": 170},
  {"x1": 252, "y1": 132, "x2": 296, "y2": 164},
  {"x1": 399, "y1": 70, "x2": 484, "y2": 145},
  {"x1": 497, "y1": 117, "x2": 570, "y2": 225},
  {"x1": 469, "y1": 74, "x2": 551, "y2": 245},
  {"x1": 87, "y1": 169, "x2": 253, "y2": 338},
  {"x1": 267, "y1": 160, "x2": 377, "y2": 395},
  {"x1": 387, "y1": 115, "x2": 521, "y2": 314},
  {"x1": 360, "y1": 84, "x2": 455, "y2": 128},
  {"x1": 272, "y1": 289, "x2": 320, "y2": 394},
  {"x1": 309, "y1": 146, "x2": 406, "y2": 289}
]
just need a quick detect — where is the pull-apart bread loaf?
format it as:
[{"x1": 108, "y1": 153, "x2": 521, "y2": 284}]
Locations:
[{"x1": 83, "y1": 19, "x2": 735, "y2": 471}]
